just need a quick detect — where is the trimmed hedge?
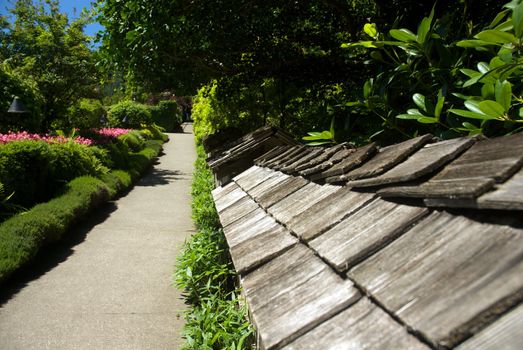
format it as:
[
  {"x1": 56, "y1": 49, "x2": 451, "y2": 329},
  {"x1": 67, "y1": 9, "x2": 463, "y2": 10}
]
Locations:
[
  {"x1": 150, "y1": 100, "x2": 182, "y2": 132},
  {"x1": 108, "y1": 100, "x2": 152, "y2": 128},
  {"x1": 0, "y1": 139, "x2": 164, "y2": 285}
]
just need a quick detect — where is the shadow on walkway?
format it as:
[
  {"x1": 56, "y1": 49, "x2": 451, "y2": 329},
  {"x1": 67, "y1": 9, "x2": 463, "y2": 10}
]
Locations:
[
  {"x1": 0, "y1": 202, "x2": 118, "y2": 307},
  {"x1": 138, "y1": 169, "x2": 191, "y2": 187}
]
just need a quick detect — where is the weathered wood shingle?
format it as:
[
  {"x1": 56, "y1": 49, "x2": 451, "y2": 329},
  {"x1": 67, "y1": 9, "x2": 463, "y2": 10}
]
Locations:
[{"x1": 348, "y1": 211, "x2": 523, "y2": 348}]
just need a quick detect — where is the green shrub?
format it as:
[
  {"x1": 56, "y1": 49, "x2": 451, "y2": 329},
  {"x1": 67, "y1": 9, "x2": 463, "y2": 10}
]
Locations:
[
  {"x1": 65, "y1": 98, "x2": 105, "y2": 129},
  {"x1": 108, "y1": 100, "x2": 152, "y2": 128},
  {"x1": 0, "y1": 176, "x2": 110, "y2": 283},
  {"x1": 118, "y1": 130, "x2": 145, "y2": 152},
  {"x1": 150, "y1": 100, "x2": 182, "y2": 132},
  {"x1": 0, "y1": 140, "x2": 108, "y2": 209},
  {"x1": 0, "y1": 139, "x2": 165, "y2": 284}
]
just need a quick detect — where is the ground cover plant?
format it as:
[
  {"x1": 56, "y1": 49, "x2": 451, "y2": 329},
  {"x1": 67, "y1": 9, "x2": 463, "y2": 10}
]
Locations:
[{"x1": 175, "y1": 145, "x2": 254, "y2": 350}]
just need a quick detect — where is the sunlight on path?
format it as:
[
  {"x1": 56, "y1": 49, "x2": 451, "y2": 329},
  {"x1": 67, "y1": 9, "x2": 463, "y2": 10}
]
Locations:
[{"x1": 0, "y1": 124, "x2": 196, "y2": 349}]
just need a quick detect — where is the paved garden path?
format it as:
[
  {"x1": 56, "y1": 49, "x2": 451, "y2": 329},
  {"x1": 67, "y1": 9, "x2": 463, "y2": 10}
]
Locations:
[{"x1": 0, "y1": 124, "x2": 196, "y2": 349}]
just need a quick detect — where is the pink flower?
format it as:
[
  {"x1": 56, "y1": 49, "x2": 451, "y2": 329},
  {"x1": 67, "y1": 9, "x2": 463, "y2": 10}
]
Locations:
[{"x1": 0, "y1": 131, "x2": 93, "y2": 146}]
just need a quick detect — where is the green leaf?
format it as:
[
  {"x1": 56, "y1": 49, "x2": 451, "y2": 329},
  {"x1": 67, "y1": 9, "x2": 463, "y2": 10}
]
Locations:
[
  {"x1": 363, "y1": 79, "x2": 372, "y2": 99},
  {"x1": 465, "y1": 100, "x2": 484, "y2": 114},
  {"x1": 494, "y1": 19, "x2": 513, "y2": 32},
  {"x1": 478, "y1": 100, "x2": 505, "y2": 118},
  {"x1": 125, "y1": 30, "x2": 138, "y2": 42},
  {"x1": 412, "y1": 93, "x2": 427, "y2": 112},
  {"x1": 456, "y1": 39, "x2": 499, "y2": 48},
  {"x1": 519, "y1": 107, "x2": 523, "y2": 118},
  {"x1": 349, "y1": 41, "x2": 378, "y2": 48},
  {"x1": 477, "y1": 62, "x2": 490, "y2": 74},
  {"x1": 462, "y1": 122, "x2": 479, "y2": 130},
  {"x1": 475, "y1": 30, "x2": 518, "y2": 44},
  {"x1": 495, "y1": 80, "x2": 512, "y2": 112},
  {"x1": 513, "y1": 1, "x2": 523, "y2": 37},
  {"x1": 489, "y1": 9, "x2": 510, "y2": 28},
  {"x1": 460, "y1": 68, "x2": 481, "y2": 78},
  {"x1": 397, "y1": 109, "x2": 423, "y2": 119},
  {"x1": 449, "y1": 108, "x2": 495, "y2": 120},
  {"x1": 389, "y1": 29, "x2": 417, "y2": 42},
  {"x1": 435, "y1": 89, "x2": 445, "y2": 119},
  {"x1": 417, "y1": 117, "x2": 438, "y2": 124},
  {"x1": 417, "y1": 7, "x2": 434, "y2": 45},
  {"x1": 481, "y1": 83, "x2": 495, "y2": 99},
  {"x1": 364, "y1": 23, "x2": 378, "y2": 38}
]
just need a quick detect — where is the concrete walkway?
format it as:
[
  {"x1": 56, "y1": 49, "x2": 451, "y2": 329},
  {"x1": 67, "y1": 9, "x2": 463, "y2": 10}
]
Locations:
[{"x1": 0, "y1": 124, "x2": 196, "y2": 349}]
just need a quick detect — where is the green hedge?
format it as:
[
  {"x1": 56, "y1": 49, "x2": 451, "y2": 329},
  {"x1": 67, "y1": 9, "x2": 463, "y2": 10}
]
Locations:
[
  {"x1": 150, "y1": 100, "x2": 182, "y2": 132},
  {"x1": 108, "y1": 100, "x2": 152, "y2": 128},
  {"x1": 0, "y1": 140, "x2": 108, "y2": 208},
  {"x1": 0, "y1": 139, "x2": 164, "y2": 285}
]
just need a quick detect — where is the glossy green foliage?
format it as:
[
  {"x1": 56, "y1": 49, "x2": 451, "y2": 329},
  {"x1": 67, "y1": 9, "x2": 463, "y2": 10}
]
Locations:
[{"x1": 343, "y1": 1, "x2": 523, "y2": 141}]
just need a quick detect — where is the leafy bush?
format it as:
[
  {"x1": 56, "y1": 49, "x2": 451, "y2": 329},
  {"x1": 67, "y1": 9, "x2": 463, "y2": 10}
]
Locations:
[
  {"x1": 149, "y1": 100, "x2": 182, "y2": 132},
  {"x1": 340, "y1": 1, "x2": 523, "y2": 143},
  {"x1": 175, "y1": 144, "x2": 254, "y2": 349},
  {"x1": 64, "y1": 98, "x2": 105, "y2": 129},
  {"x1": 0, "y1": 140, "x2": 108, "y2": 208},
  {"x1": 0, "y1": 139, "x2": 165, "y2": 284},
  {"x1": 107, "y1": 100, "x2": 152, "y2": 128},
  {"x1": 0, "y1": 176, "x2": 110, "y2": 283},
  {"x1": 118, "y1": 130, "x2": 145, "y2": 152}
]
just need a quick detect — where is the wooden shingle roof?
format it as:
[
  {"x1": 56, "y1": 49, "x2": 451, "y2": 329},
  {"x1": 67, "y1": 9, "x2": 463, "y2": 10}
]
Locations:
[{"x1": 210, "y1": 129, "x2": 523, "y2": 350}]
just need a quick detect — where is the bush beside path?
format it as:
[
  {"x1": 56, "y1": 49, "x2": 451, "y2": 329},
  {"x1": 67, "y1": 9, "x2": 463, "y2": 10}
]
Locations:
[{"x1": 0, "y1": 126, "x2": 196, "y2": 349}]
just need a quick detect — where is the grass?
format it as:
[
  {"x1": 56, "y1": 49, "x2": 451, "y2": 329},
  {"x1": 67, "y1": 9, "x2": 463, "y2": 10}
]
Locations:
[
  {"x1": 174, "y1": 144, "x2": 255, "y2": 350},
  {"x1": 0, "y1": 139, "x2": 165, "y2": 285}
]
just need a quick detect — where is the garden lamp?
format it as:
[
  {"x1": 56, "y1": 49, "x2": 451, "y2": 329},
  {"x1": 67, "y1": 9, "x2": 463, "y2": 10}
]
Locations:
[
  {"x1": 122, "y1": 116, "x2": 128, "y2": 125},
  {"x1": 100, "y1": 114, "x2": 107, "y2": 125},
  {"x1": 8, "y1": 97, "x2": 29, "y2": 114}
]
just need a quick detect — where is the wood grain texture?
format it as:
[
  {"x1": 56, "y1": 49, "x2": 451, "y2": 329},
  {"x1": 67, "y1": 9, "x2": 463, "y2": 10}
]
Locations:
[
  {"x1": 294, "y1": 143, "x2": 350, "y2": 172},
  {"x1": 281, "y1": 148, "x2": 325, "y2": 173},
  {"x1": 224, "y1": 210, "x2": 279, "y2": 248},
  {"x1": 219, "y1": 196, "x2": 260, "y2": 227},
  {"x1": 267, "y1": 183, "x2": 340, "y2": 223},
  {"x1": 336, "y1": 134, "x2": 434, "y2": 182},
  {"x1": 247, "y1": 171, "x2": 291, "y2": 199},
  {"x1": 234, "y1": 165, "x2": 274, "y2": 191},
  {"x1": 284, "y1": 188, "x2": 375, "y2": 241},
  {"x1": 231, "y1": 225, "x2": 298, "y2": 275},
  {"x1": 455, "y1": 303, "x2": 523, "y2": 350},
  {"x1": 211, "y1": 181, "x2": 239, "y2": 201},
  {"x1": 282, "y1": 298, "x2": 429, "y2": 350},
  {"x1": 272, "y1": 147, "x2": 310, "y2": 170},
  {"x1": 298, "y1": 147, "x2": 355, "y2": 176},
  {"x1": 378, "y1": 178, "x2": 495, "y2": 199},
  {"x1": 346, "y1": 137, "x2": 475, "y2": 188},
  {"x1": 242, "y1": 245, "x2": 360, "y2": 350},
  {"x1": 255, "y1": 176, "x2": 310, "y2": 209},
  {"x1": 213, "y1": 184, "x2": 247, "y2": 213},
  {"x1": 478, "y1": 167, "x2": 523, "y2": 210},
  {"x1": 310, "y1": 198, "x2": 428, "y2": 272},
  {"x1": 310, "y1": 143, "x2": 377, "y2": 181},
  {"x1": 264, "y1": 146, "x2": 303, "y2": 168},
  {"x1": 255, "y1": 146, "x2": 291, "y2": 165},
  {"x1": 349, "y1": 211, "x2": 523, "y2": 348}
]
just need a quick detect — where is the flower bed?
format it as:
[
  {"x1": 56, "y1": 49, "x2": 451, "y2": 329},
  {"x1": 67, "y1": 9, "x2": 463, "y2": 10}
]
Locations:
[{"x1": 0, "y1": 131, "x2": 93, "y2": 146}]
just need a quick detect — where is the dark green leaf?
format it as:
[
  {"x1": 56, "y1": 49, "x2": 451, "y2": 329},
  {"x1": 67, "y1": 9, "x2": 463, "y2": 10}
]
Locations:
[
  {"x1": 435, "y1": 89, "x2": 445, "y2": 119},
  {"x1": 475, "y1": 30, "x2": 517, "y2": 44},
  {"x1": 489, "y1": 9, "x2": 510, "y2": 28},
  {"x1": 417, "y1": 116, "x2": 438, "y2": 124},
  {"x1": 513, "y1": 1, "x2": 523, "y2": 37},
  {"x1": 495, "y1": 80, "x2": 512, "y2": 112},
  {"x1": 412, "y1": 93, "x2": 427, "y2": 112},
  {"x1": 457, "y1": 39, "x2": 499, "y2": 48}
]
